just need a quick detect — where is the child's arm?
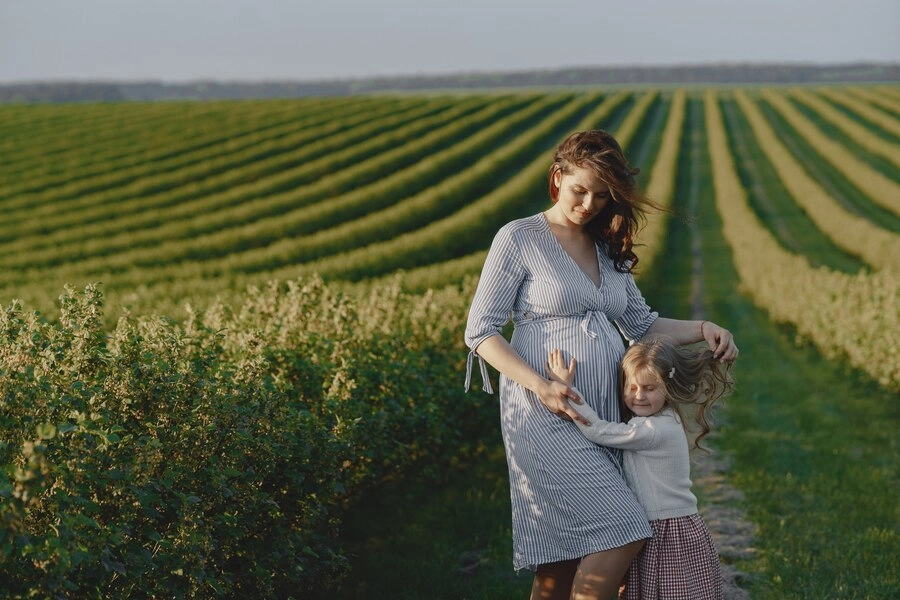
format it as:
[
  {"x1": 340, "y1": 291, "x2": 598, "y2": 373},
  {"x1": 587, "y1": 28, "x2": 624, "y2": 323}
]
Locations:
[
  {"x1": 569, "y1": 388, "x2": 658, "y2": 450},
  {"x1": 547, "y1": 349, "x2": 659, "y2": 451}
]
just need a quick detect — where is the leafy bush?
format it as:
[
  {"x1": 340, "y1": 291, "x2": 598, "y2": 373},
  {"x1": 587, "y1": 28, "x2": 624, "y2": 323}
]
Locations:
[{"x1": 0, "y1": 276, "x2": 487, "y2": 597}]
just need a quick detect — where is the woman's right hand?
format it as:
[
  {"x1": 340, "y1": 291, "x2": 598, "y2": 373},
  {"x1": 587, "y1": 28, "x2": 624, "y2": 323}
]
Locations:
[
  {"x1": 536, "y1": 379, "x2": 591, "y2": 425},
  {"x1": 471, "y1": 335, "x2": 591, "y2": 424}
]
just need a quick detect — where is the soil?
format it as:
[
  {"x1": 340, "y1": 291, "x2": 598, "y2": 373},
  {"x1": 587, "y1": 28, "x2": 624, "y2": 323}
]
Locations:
[{"x1": 692, "y1": 447, "x2": 757, "y2": 599}]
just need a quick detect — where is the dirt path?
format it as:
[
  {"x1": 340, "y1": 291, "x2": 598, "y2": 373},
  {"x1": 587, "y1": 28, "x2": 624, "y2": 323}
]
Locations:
[
  {"x1": 692, "y1": 450, "x2": 756, "y2": 599},
  {"x1": 686, "y1": 116, "x2": 756, "y2": 599}
]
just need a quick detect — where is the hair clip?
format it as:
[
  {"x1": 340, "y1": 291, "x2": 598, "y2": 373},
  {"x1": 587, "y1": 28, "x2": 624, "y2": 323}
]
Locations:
[{"x1": 668, "y1": 367, "x2": 676, "y2": 379}]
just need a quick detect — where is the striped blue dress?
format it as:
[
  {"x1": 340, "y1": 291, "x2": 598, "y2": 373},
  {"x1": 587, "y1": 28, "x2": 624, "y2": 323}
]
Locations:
[{"x1": 465, "y1": 213, "x2": 656, "y2": 572}]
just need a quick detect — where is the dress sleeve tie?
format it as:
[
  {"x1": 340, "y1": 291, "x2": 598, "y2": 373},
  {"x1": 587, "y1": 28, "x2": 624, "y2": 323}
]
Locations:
[{"x1": 464, "y1": 349, "x2": 495, "y2": 394}]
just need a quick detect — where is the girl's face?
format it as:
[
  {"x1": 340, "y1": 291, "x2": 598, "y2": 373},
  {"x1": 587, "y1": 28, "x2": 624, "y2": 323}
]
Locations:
[
  {"x1": 550, "y1": 165, "x2": 611, "y2": 228},
  {"x1": 623, "y1": 367, "x2": 667, "y2": 417}
]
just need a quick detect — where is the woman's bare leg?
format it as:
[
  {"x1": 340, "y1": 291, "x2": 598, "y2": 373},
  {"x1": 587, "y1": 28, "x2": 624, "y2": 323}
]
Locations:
[
  {"x1": 570, "y1": 540, "x2": 645, "y2": 600},
  {"x1": 531, "y1": 559, "x2": 579, "y2": 600}
]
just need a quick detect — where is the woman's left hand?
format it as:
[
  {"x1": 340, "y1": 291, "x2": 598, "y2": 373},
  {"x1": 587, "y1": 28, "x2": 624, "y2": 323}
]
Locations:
[{"x1": 702, "y1": 321, "x2": 739, "y2": 362}]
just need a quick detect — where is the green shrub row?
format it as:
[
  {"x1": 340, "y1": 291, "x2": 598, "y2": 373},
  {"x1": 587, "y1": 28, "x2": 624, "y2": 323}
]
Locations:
[
  {"x1": 1, "y1": 99, "x2": 358, "y2": 211},
  {"x1": 762, "y1": 89, "x2": 900, "y2": 216},
  {"x1": 706, "y1": 91, "x2": 899, "y2": 391},
  {"x1": 25, "y1": 93, "x2": 582, "y2": 292},
  {"x1": 634, "y1": 90, "x2": 687, "y2": 279},
  {"x1": 0, "y1": 95, "x2": 546, "y2": 290},
  {"x1": 0, "y1": 277, "x2": 485, "y2": 597},
  {"x1": 200, "y1": 93, "x2": 579, "y2": 272},
  {"x1": 86, "y1": 93, "x2": 624, "y2": 292}
]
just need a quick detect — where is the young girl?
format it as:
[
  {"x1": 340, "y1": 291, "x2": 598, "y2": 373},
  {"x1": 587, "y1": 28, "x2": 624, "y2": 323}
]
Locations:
[{"x1": 546, "y1": 336, "x2": 734, "y2": 600}]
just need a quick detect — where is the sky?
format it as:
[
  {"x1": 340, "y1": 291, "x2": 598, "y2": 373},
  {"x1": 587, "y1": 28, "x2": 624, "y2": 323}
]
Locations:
[{"x1": 1, "y1": 0, "x2": 898, "y2": 83}]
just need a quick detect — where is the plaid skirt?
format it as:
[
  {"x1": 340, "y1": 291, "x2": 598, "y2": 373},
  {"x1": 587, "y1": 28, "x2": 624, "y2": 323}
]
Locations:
[{"x1": 620, "y1": 513, "x2": 723, "y2": 600}]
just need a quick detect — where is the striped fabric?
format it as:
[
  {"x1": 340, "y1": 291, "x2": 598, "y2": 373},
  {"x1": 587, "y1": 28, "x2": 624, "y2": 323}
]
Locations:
[
  {"x1": 465, "y1": 213, "x2": 657, "y2": 571},
  {"x1": 620, "y1": 514, "x2": 723, "y2": 600}
]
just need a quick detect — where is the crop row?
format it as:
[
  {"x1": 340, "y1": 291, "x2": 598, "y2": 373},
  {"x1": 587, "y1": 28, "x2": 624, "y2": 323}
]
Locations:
[
  {"x1": 8, "y1": 91, "x2": 633, "y2": 315},
  {"x1": 873, "y1": 85, "x2": 900, "y2": 103},
  {"x1": 850, "y1": 87, "x2": 900, "y2": 116},
  {"x1": 1, "y1": 100, "x2": 320, "y2": 188},
  {"x1": 203, "y1": 92, "x2": 664, "y2": 298},
  {"x1": 3, "y1": 87, "x2": 899, "y2": 331},
  {"x1": 0, "y1": 96, "x2": 440, "y2": 227},
  {"x1": 367, "y1": 90, "x2": 670, "y2": 293},
  {"x1": 754, "y1": 95, "x2": 900, "y2": 232},
  {"x1": 0, "y1": 96, "x2": 497, "y2": 262},
  {"x1": 611, "y1": 90, "x2": 659, "y2": 149},
  {"x1": 818, "y1": 88, "x2": 900, "y2": 139},
  {"x1": 0, "y1": 95, "x2": 546, "y2": 273},
  {"x1": 281, "y1": 91, "x2": 638, "y2": 282},
  {"x1": 388, "y1": 90, "x2": 677, "y2": 292},
  {"x1": 733, "y1": 90, "x2": 900, "y2": 271},
  {"x1": 720, "y1": 97, "x2": 867, "y2": 274},
  {"x1": 28, "y1": 92, "x2": 605, "y2": 289},
  {"x1": 760, "y1": 89, "x2": 900, "y2": 215},
  {"x1": 0, "y1": 100, "x2": 202, "y2": 164},
  {"x1": 633, "y1": 90, "x2": 687, "y2": 278},
  {"x1": 789, "y1": 89, "x2": 900, "y2": 169},
  {"x1": 0, "y1": 98, "x2": 380, "y2": 207},
  {"x1": 706, "y1": 90, "x2": 898, "y2": 391}
]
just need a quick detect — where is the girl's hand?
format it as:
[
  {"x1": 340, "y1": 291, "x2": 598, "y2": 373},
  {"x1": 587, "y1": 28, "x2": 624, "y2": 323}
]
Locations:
[
  {"x1": 701, "y1": 321, "x2": 740, "y2": 363},
  {"x1": 546, "y1": 349, "x2": 577, "y2": 385}
]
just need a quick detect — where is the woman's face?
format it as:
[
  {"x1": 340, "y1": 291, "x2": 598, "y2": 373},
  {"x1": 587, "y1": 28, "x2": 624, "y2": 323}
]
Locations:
[{"x1": 551, "y1": 165, "x2": 611, "y2": 228}]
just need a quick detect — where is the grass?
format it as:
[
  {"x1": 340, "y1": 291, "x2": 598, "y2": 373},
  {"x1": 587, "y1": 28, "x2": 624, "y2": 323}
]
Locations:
[
  {"x1": 317, "y1": 441, "x2": 533, "y2": 600},
  {"x1": 714, "y1": 313, "x2": 899, "y2": 599}
]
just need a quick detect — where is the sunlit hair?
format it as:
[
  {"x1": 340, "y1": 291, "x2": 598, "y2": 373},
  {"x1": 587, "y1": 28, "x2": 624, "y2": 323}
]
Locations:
[
  {"x1": 618, "y1": 335, "x2": 735, "y2": 451},
  {"x1": 547, "y1": 129, "x2": 663, "y2": 273}
]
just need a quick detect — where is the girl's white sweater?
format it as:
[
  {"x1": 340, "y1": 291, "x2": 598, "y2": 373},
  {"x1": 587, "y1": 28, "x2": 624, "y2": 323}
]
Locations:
[{"x1": 571, "y1": 395, "x2": 698, "y2": 521}]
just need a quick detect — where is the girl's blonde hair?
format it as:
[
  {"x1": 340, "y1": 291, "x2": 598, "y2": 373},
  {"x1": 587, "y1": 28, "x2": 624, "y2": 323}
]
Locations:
[{"x1": 619, "y1": 335, "x2": 734, "y2": 451}]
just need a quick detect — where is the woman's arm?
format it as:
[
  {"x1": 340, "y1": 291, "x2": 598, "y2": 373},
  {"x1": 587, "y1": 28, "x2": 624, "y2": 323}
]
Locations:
[
  {"x1": 644, "y1": 317, "x2": 739, "y2": 362},
  {"x1": 474, "y1": 335, "x2": 590, "y2": 424}
]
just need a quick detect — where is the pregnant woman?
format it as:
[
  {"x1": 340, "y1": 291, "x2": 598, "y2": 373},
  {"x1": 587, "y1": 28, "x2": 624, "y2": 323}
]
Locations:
[{"x1": 464, "y1": 130, "x2": 738, "y2": 600}]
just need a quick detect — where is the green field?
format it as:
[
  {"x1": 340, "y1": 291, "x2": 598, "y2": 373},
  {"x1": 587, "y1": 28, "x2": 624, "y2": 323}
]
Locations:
[{"x1": 1, "y1": 86, "x2": 897, "y2": 598}]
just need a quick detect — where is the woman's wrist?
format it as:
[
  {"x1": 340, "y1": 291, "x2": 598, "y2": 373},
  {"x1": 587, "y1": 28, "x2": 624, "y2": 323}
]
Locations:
[
  {"x1": 531, "y1": 375, "x2": 552, "y2": 396},
  {"x1": 699, "y1": 320, "x2": 709, "y2": 341}
]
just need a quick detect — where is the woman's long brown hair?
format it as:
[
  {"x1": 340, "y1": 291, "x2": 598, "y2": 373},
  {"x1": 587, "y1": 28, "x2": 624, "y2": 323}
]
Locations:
[{"x1": 548, "y1": 130, "x2": 663, "y2": 273}]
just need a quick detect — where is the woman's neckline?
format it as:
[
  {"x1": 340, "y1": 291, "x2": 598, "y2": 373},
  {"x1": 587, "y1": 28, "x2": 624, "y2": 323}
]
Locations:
[{"x1": 539, "y1": 212, "x2": 603, "y2": 289}]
